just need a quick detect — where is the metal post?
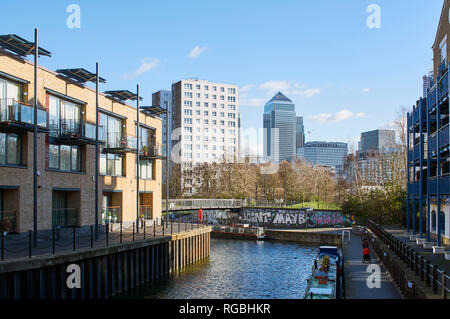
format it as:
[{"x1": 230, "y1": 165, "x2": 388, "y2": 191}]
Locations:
[
  {"x1": 165, "y1": 101, "x2": 169, "y2": 229},
  {"x1": 162, "y1": 218, "x2": 165, "y2": 236},
  {"x1": 133, "y1": 222, "x2": 135, "y2": 241},
  {"x1": 419, "y1": 99, "x2": 424, "y2": 238},
  {"x1": 1, "y1": 232, "x2": 4, "y2": 261},
  {"x1": 72, "y1": 228, "x2": 76, "y2": 251},
  {"x1": 28, "y1": 230, "x2": 32, "y2": 258},
  {"x1": 406, "y1": 113, "x2": 410, "y2": 233},
  {"x1": 154, "y1": 220, "x2": 156, "y2": 238},
  {"x1": 426, "y1": 105, "x2": 431, "y2": 242},
  {"x1": 52, "y1": 228, "x2": 55, "y2": 255},
  {"x1": 426, "y1": 260, "x2": 431, "y2": 287},
  {"x1": 120, "y1": 223, "x2": 123, "y2": 243},
  {"x1": 33, "y1": 28, "x2": 39, "y2": 247},
  {"x1": 106, "y1": 223, "x2": 109, "y2": 246},
  {"x1": 90, "y1": 225, "x2": 93, "y2": 249},
  {"x1": 136, "y1": 84, "x2": 140, "y2": 234},
  {"x1": 144, "y1": 220, "x2": 146, "y2": 239},
  {"x1": 442, "y1": 271, "x2": 447, "y2": 299},
  {"x1": 436, "y1": 85, "x2": 442, "y2": 247},
  {"x1": 433, "y1": 266, "x2": 438, "y2": 293},
  {"x1": 95, "y1": 62, "x2": 99, "y2": 240},
  {"x1": 171, "y1": 218, "x2": 173, "y2": 235}
]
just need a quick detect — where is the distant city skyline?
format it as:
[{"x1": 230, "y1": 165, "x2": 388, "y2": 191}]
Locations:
[{"x1": 0, "y1": 0, "x2": 443, "y2": 157}]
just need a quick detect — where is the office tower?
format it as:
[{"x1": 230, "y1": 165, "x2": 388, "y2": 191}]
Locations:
[
  {"x1": 423, "y1": 71, "x2": 433, "y2": 98},
  {"x1": 152, "y1": 90, "x2": 173, "y2": 155},
  {"x1": 171, "y1": 79, "x2": 239, "y2": 164},
  {"x1": 296, "y1": 116, "x2": 305, "y2": 149},
  {"x1": 360, "y1": 129, "x2": 396, "y2": 153},
  {"x1": 263, "y1": 92, "x2": 296, "y2": 163},
  {"x1": 297, "y1": 141, "x2": 348, "y2": 173}
]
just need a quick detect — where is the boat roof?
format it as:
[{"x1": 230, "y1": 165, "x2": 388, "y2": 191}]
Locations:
[{"x1": 308, "y1": 288, "x2": 333, "y2": 295}]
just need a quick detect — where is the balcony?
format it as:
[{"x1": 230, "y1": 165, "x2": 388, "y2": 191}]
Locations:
[
  {"x1": 0, "y1": 98, "x2": 47, "y2": 132},
  {"x1": 102, "y1": 206, "x2": 122, "y2": 224},
  {"x1": 0, "y1": 210, "x2": 18, "y2": 233},
  {"x1": 52, "y1": 208, "x2": 79, "y2": 227},
  {"x1": 140, "y1": 143, "x2": 165, "y2": 160},
  {"x1": 49, "y1": 119, "x2": 103, "y2": 145},
  {"x1": 428, "y1": 124, "x2": 449, "y2": 155},
  {"x1": 102, "y1": 132, "x2": 136, "y2": 153},
  {"x1": 439, "y1": 71, "x2": 449, "y2": 101},
  {"x1": 427, "y1": 175, "x2": 450, "y2": 195},
  {"x1": 428, "y1": 86, "x2": 437, "y2": 111}
]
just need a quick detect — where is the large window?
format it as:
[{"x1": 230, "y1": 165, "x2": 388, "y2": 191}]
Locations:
[
  {"x1": 0, "y1": 133, "x2": 21, "y2": 166},
  {"x1": 139, "y1": 160, "x2": 154, "y2": 180},
  {"x1": 48, "y1": 144, "x2": 81, "y2": 172},
  {"x1": 99, "y1": 112, "x2": 123, "y2": 148},
  {"x1": 100, "y1": 153, "x2": 123, "y2": 177},
  {"x1": 48, "y1": 95, "x2": 81, "y2": 136},
  {"x1": 0, "y1": 79, "x2": 22, "y2": 101}
]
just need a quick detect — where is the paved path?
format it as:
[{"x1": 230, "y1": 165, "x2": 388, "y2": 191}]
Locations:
[{"x1": 343, "y1": 228, "x2": 402, "y2": 299}]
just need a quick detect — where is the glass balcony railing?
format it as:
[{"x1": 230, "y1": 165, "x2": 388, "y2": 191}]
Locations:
[
  {"x1": 0, "y1": 98, "x2": 47, "y2": 128},
  {"x1": 103, "y1": 132, "x2": 136, "y2": 150},
  {"x1": 102, "y1": 206, "x2": 122, "y2": 224}
]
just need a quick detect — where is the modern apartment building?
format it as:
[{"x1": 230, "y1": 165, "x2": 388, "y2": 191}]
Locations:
[
  {"x1": 297, "y1": 141, "x2": 348, "y2": 173},
  {"x1": 152, "y1": 90, "x2": 172, "y2": 154},
  {"x1": 0, "y1": 34, "x2": 162, "y2": 233},
  {"x1": 407, "y1": 0, "x2": 450, "y2": 247},
  {"x1": 171, "y1": 79, "x2": 239, "y2": 165},
  {"x1": 263, "y1": 92, "x2": 296, "y2": 163}
]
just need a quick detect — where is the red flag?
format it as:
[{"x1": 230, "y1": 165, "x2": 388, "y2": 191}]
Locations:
[{"x1": 198, "y1": 208, "x2": 203, "y2": 221}]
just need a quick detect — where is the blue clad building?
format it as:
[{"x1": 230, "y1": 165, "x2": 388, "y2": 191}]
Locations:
[{"x1": 407, "y1": 0, "x2": 450, "y2": 248}]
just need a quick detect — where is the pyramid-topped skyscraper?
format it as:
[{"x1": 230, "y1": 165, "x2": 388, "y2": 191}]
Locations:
[{"x1": 263, "y1": 92, "x2": 297, "y2": 163}]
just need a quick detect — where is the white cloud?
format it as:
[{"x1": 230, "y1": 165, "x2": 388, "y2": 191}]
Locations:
[
  {"x1": 259, "y1": 81, "x2": 292, "y2": 92},
  {"x1": 309, "y1": 110, "x2": 366, "y2": 123},
  {"x1": 121, "y1": 57, "x2": 159, "y2": 80},
  {"x1": 240, "y1": 97, "x2": 265, "y2": 107},
  {"x1": 189, "y1": 46, "x2": 207, "y2": 59},
  {"x1": 362, "y1": 88, "x2": 371, "y2": 93}
]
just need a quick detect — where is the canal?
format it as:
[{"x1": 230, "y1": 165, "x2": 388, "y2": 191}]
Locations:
[{"x1": 118, "y1": 238, "x2": 318, "y2": 299}]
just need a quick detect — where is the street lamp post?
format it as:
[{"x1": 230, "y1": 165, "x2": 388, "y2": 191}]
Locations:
[{"x1": 165, "y1": 101, "x2": 169, "y2": 229}]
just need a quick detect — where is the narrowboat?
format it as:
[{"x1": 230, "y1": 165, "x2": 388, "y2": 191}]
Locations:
[{"x1": 211, "y1": 224, "x2": 267, "y2": 240}]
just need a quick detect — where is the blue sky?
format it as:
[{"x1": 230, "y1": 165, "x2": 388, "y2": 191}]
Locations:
[{"x1": 0, "y1": 0, "x2": 444, "y2": 154}]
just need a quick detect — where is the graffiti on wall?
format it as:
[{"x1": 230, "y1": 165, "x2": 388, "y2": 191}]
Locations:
[{"x1": 200, "y1": 208, "x2": 351, "y2": 229}]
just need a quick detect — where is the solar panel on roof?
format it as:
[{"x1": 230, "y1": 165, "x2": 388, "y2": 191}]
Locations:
[
  {"x1": 140, "y1": 106, "x2": 167, "y2": 117},
  {"x1": 0, "y1": 34, "x2": 51, "y2": 57},
  {"x1": 104, "y1": 90, "x2": 143, "y2": 102},
  {"x1": 56, "y1": 68, "x2": 106, "y2": 84}
]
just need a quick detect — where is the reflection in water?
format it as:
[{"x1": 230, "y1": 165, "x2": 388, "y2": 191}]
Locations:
[{"x1": 118, "y1": 239, "x2": 318, "y2": 299}]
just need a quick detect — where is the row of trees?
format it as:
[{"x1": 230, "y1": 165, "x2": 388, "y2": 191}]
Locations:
[
  {"x1": 166, "y1": 108, "x2": 409, "y2": 225},
  {"x1": 168, "y1": 160, "x2": 344, "y2": 207}
]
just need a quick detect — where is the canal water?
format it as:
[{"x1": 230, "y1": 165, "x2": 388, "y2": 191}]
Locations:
[{"x1": 118, "y1": 239, "x2": 318, "y2": 299}]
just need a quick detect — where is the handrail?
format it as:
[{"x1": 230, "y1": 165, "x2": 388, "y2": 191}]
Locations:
[{"x1": 368, "y1": 220, "x2": 449, "y2": 298}]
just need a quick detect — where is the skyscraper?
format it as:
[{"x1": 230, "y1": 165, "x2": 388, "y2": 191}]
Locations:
[
  {"x1": 423, "y1": 70, "x2": 433, "y2": 98},
  {"x1": 263, "y1": 92, "x2": 296, "y2": 163},
  {"x1": 152, "y1": 90, "x2": 172, "y2": 154},
  {"x1": 296, "y1": 116, "x2": 305, "y2": 149},
  {"x1": 297, "y1": 141, "x2": 348, "y2": 173},
  {"x1": 360, "y1": 129, "x2": 396, "y2": 153}
]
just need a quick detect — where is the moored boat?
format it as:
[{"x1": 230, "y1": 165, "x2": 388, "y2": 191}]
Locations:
[
  {"x1": 304, "y1": 246, "x2": 343, "y2": 299},
  {"x1": 211, "y1": 224, "x2": 268, "y2": 240}
]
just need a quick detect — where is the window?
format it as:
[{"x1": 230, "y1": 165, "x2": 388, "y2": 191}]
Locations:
[
  {"x1": 196, "y1": 84, "x2": 200, "y2": 89},
  {"x1": 196, "y1": 93, "x2": 201, "y2": 98},
  {"x1": 184, "y1": 92, "x2": 192, "y2": 98},
  {"x1": 0, "y1": 133, "x2": 21, "y2": 166},
  {"x1": 228, "y1": 88, "x2": 236, "y2": 94},
  {"x1": 220, "y1": 87, "x2": 224, "y2": 92},
  {"x1": 205, "y1": 94, "x2": 209, "y2": 99},
  {"x1": 228, "y1": 96, "x2": 236, "y2": 102},
  {"x1": 204, "y1": 85, "x2": 209, "y2": 90},
  {"x1": 204, "y1": 111, "x2": 209, "y2": 116},
  {"x1": 99, "y1": 112, "x2": 123, "y2": 148},
  {"x1": 212, "y1": 103, "x2": 217, "y2": 108},
  {"x1": 49, "y1": 95, "x2": 81, "y2": 137},
  {"x1": 440, "y1": 36, "x2": 447, "y2": 63},
  {"x1": 228, "y1": 104, "x2": 236, "y2": 110},
  {"x1": 48, "y1": 144, "x2": 80, "y2": 172},
  {"x1": 204, "y1": 102, "x2": 209, "y2": 107},
  {"x1": 213, "y1": 86, "x2": 217, "y2": 91},
  {"x1": 0, "y1": 78, "x2": 22, "y2": 101},
  {"x1": 220, "y1": 96, "x2": 224, "y2": 100},
  {"x1": 184, "y1": 101, "x2": 192, "y2": 107},
  {"x1": 100, "y1": 153, "x2": 123, "y2": 176},
  {"x1": 139, "y1": 160, "x2": 154, "y2": 180},
  {"x1": 196, "y1": 102, "x2": 201, "y2": 107}
]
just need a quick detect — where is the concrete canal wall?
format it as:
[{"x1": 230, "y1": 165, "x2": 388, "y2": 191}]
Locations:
[
  {"x1": 0, "y1": 227, "x2": 211, "y2": 299},
  {"x1": 265, "y1": 230, "x2": 343, "y2": 245}
]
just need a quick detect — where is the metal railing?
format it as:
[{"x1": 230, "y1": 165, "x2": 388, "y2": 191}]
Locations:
[
  {"x1": 162, "y1": 199, "x2": 243, "y2": 211},
  {"x1": 368, "y1": 220, "x2": 449, "y2": 299},
  {"x1": 52, "y1": 208, "x2": 79, "y2": 228},
  {"x1": 102, "y1": 206, "x2": 122, "y2": 224},
  {"x1": 0, "y1": 217, "x2": 208, "y2": 261},
  {"x1": 0, "y1": 98, "x2": 47, "y2": 128},
  {"x1": 103, "y1": 132, "x2": 136, "y2": 150},
  {"x1": 0, "y1": 211, "x2": 17, "y2": 234}
]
